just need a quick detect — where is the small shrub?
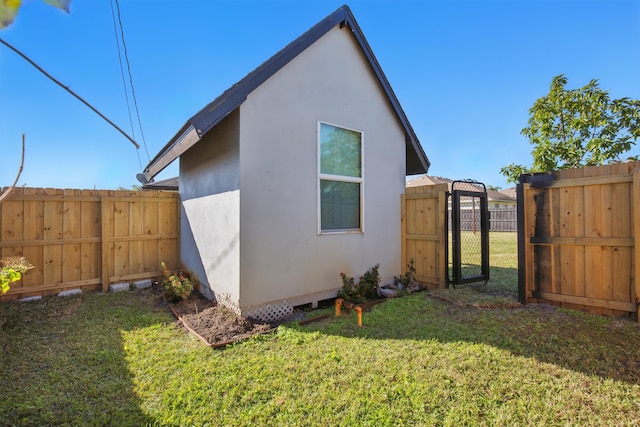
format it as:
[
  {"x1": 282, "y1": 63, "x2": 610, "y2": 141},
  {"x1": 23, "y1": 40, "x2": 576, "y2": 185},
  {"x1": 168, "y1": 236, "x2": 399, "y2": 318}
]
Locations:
[
  {"x1": 337, "y1": 264, "x2": 380, "y2": 304},
  {"x1": 161, "y1": 261, "x2": 194, "y2": 303},
  {"x1": 359, "y1": 264, "x2": 381, "y2": 300},
  {"x1": 337, "y1": 272, "x2": 364, "y2": 304},
  {"x1": 394, "y1": 258, "x2": 417, "y2": 295}
]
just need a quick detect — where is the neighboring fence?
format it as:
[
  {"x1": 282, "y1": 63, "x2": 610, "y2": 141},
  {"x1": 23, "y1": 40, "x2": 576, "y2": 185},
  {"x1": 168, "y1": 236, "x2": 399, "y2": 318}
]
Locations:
[
  {"x1": 489, "y1": 208, "x2": 517, "y2": 231},
  {"x1": 447, "y1": 208, "x2": 517, "y2": 232},
  {"x1": 401, "y1": 184, "x2": 447, "y2": 289},
  {"x1": 518, "y1": 162, "x2": 640, "y2": 318},
  {"x1": 0, "y1": 187, "x2": 180, "y2": 301}
]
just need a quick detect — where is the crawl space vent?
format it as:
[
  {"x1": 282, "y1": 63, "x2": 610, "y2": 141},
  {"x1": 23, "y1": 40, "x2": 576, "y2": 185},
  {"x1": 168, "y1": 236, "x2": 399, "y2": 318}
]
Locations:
[{"x1": 246, "y1": 300, "x2": 294, "y2": 322}]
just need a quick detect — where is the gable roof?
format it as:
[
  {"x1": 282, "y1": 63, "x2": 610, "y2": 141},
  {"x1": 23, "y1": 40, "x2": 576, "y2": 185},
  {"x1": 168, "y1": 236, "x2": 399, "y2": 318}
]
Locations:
[
  {"x1": 142, "y1": 176, "x2": 179, "y2": 191},
  {"x1": 500, "y1": 187, "x2": 517, "y2": 199},
  {"x1": 139, "y1": 4, "x2": 429, "y2": 183}
]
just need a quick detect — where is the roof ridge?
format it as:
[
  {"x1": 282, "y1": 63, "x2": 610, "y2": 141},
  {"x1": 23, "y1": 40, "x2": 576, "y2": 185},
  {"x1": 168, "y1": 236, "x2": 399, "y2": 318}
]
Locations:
[{"x1": 141, "y1": 5, "x2": 428, "y2": 182}]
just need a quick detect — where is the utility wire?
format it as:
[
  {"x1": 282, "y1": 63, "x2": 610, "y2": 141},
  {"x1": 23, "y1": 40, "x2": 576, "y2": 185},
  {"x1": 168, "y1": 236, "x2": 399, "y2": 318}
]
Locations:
[
  {"x1": 110, "y1": 0, "x2": 141, "y2": 169},
  {"x1": 113, "y1": 0, "x2": 150, "y2": 162},
  {"x1": 0, "y1": 38, "x2": 140, "y2": 149}
]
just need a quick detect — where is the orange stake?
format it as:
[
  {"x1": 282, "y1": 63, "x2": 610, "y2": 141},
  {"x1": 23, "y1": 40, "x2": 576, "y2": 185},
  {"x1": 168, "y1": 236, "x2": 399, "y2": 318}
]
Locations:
[
  {"x1": 335, "y1": 298, "x2": 363, "y2": 326},
  {"x1": 355, "y1": 305, "x2": 363, "y2": 327}
]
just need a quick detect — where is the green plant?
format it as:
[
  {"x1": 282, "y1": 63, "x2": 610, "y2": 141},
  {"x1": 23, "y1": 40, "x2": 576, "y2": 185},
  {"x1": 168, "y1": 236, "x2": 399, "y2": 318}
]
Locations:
[
  {"x1": 1, "y1": 256, "x2": 33, "y2": 294},
  {"x1": 161, "y1": 261, "x2": 194, "y2": 303},
  {"x1": 337, "y1": 272, "x2": 363, "y2": 304},
  {"x1": 337, "y1": 264, "x2": 380, "y2": 304},
  {"x1": 394, "y1": 258, "x2": 417, "y2": 295},
  {"x1": 358, "y1": 263, "x2": 380, "y2": 300}
]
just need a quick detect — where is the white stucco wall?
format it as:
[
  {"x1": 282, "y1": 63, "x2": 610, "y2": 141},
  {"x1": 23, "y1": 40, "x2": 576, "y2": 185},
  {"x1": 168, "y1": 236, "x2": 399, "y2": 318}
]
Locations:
[
  {"x1": 237, "y1": 25, "x2": 407, "y2": 311},
  {"x1": 180, "y1": 111, "x2": 241, "y2": 309}
]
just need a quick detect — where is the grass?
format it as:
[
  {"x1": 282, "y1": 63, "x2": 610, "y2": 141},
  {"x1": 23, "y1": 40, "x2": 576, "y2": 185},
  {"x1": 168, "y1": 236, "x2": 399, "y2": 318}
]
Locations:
[
  {"x1": 3, "y1": 232, "x2": 640, "y2": 425},
  {"x1": 435, "y1": 231, "x2": 520, "y2": 307}
]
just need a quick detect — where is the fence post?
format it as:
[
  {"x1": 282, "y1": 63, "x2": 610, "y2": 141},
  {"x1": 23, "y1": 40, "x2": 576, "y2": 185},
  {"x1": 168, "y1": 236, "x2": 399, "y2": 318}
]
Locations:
[
  {"x1": 401, "y1": 193, "x2": 406, "y2": 277},
  {"x1": 438, "y1": 187, "x2": 447, "y2": 288},
  {"x1": 633, "y1": 172, "x2": 640, "y2": 320},
  {"x1": 101, "y1": 195, "x2": 109, "y2": 293},
  {"x1": 516, "y1": 178, "x2": 527, "y2": 304}
]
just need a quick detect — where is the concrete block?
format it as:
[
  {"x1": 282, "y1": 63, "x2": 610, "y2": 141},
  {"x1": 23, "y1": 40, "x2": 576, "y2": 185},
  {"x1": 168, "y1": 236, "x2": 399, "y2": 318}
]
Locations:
[
  {"x1": 19, "y1": 295, "x2": 42, "y2": 302},
  {"x1": 109, "y1": 282, "x2": 130, "y2": 293},
  {"x1": 133, "y1": 279, "x2": 152, "y2": 289},
  {"x1": 58, "y1": 289, "x2": 82, "y2": 297}
]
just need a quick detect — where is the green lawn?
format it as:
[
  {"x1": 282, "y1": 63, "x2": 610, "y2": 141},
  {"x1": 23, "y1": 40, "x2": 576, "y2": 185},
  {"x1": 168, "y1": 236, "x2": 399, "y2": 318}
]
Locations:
[{"x1": 3, "y1": 232, "x2": 640, "y2": 426}]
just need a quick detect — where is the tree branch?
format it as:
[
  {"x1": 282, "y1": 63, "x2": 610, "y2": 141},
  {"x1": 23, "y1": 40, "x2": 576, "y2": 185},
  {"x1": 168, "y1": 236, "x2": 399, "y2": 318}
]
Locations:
[
  {"x1": 0, "y1": 134, "x2": 26, "y2": 204},
  {"x1": 0, "y1": 38, "x2": 139, "y2": 149}
]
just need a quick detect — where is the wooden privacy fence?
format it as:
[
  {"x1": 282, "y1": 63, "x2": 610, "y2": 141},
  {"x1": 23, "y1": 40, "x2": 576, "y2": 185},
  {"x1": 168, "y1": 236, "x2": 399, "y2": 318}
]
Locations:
[
  {"x1": 0, "y1": 187, "x2": 180, "y2": 301},
  {"x1": 489, "y1": 208, "x2": 517, "y2": 232},
  {"x1": 518, "y1": 162, "x2": 640, "y2": 318},
  {"x1": 447, "y1": 208, "x2": 517, "y2": 232},
  {"x1": 401, "y1": 184, "x2": 447, "y2": 289}
]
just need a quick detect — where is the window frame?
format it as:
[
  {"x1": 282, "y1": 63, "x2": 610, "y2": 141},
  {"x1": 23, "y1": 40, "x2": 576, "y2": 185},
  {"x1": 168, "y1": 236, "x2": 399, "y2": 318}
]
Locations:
[{"x1": 317, "y1": 121, "x2": 364, "y2": 235}]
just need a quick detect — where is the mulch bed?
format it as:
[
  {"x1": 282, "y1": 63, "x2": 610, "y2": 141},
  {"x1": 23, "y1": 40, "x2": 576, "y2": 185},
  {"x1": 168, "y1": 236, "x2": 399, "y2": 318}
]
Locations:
[
  {"x1": 165, "y1": 291, "x2": 276, "y2": 347},
  {"x1": 162, "y1": 289, "x2": 370, "y2": 347}
]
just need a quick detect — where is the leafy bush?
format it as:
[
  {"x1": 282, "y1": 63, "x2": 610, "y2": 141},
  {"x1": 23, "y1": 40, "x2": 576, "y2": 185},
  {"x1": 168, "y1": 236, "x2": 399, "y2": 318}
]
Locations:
[
  {"x1": 161, "y1": 262, "x2": 194, "y2": 303},
  {"x1": 337, "y1": 264, "x2": 380, "y2": 304},
  {"x1": 337, "y1": 272, "x2": 362, "y2": 304},
  {"x1": 359, "y1": 264, "x2": 381, "y2": 300},
  {"x1": 1, "y1": 256, "x2": 33, "y2": 294}
]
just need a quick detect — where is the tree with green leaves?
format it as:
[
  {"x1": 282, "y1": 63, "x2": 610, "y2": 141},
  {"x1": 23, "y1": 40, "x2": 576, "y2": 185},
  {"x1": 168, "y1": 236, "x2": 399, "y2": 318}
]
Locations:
[
  {"x1": 501, "y1": 74, "x2": 640, "y2": 184},
  {"x1": 1, "y1": 0, "x2": 70, "y2": 29}
]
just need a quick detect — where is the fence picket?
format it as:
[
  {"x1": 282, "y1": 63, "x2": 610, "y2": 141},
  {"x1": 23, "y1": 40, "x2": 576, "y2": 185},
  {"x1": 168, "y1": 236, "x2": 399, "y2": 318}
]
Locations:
[
  {"x1": 0, "y1": 187, "x2": 179, "y2": 300},
  {"x1": 401, "y1": 184, "x2": 447, "y2": 288},
  {"x1": 520, "y1": 162, "x2": 640, "y2": 318}
]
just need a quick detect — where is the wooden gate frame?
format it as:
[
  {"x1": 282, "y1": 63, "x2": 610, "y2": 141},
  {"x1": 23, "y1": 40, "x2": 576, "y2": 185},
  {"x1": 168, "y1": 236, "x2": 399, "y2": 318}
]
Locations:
[
  {"x1": 517, "y1": 164, "x2": 640, "y2": 319},
  {"x1": 401, "y1": 184, "x2": 448, "y2": 289}
]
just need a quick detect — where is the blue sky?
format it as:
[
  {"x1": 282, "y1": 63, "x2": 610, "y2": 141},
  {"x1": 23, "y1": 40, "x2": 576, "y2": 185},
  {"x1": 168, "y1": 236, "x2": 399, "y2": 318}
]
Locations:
[{"x1": 1, "y1": 0, "x2": 638, "y2": 190}]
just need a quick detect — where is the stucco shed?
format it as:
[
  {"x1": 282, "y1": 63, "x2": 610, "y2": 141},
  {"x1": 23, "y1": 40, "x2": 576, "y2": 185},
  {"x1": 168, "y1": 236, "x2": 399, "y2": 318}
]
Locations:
[{"x1": 141, "y1": 5, "x2": 429, "y2": 321}]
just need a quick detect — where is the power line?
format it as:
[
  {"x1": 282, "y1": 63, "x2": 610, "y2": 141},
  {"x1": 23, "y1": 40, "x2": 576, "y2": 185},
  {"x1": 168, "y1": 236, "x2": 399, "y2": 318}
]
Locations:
[
  {"x1": 0, "y1": 37, "x2": 140, "y2": 149},
  {"x1": 113, "y1": 0, "x2": 150, "y2": 162},
  {"x1": 110, "y1": 0, "x2": 140, "y2": 168}
]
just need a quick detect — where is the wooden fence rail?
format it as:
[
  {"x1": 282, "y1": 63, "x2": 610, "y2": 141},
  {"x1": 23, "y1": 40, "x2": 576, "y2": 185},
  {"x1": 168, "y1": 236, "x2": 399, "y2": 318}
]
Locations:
[
  {"x1": 0, "y1": 187, "x2": 179, "y2": 301},
  {"x1": 518, "y1": 162, "x2": 640, "y2": 318}
]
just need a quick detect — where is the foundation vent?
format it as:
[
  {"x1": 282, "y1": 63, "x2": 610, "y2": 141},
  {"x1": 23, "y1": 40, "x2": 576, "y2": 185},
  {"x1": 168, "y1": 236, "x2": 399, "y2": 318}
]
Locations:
[{"x1": 246, "y1": 300, "x2": 293, "y2": 322}]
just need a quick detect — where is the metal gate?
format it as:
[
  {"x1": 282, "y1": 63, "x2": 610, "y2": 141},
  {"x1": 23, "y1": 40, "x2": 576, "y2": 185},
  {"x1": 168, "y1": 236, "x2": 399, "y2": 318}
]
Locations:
[{"x1": 448, "y1": 180, "x2": 490, "y2": 287}]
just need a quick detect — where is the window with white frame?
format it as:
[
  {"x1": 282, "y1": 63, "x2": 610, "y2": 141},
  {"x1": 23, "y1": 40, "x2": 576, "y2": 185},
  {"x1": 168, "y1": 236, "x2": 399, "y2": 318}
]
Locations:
[{"x1": 318, "y1": 122, "x2": 363, "y2": 233}]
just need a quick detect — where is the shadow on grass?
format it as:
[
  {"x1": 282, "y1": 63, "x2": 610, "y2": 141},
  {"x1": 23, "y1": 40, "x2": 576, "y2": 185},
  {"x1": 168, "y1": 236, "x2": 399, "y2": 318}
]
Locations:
[
  {"x1": 300, "y1": 267, "x2": 640, "y2": 386},
  {"x1": 0, "y1": 289, "x2": 171, "y2": 426}
]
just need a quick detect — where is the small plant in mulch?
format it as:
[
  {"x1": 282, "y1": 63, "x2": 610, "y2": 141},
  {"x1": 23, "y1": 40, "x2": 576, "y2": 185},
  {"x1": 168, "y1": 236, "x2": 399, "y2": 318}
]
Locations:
[
  {"x1": 161, "y1": 261, "x2": 194, "y2": 303},
  {"x1": 378, "y1": 259, "x2": 420, "y2": 298},
  {"x1": 394, "y1": 258, "x2": 418, "y2": 295},
  {"x1": 337, "y1": 264, "x2": 381, "y2": 304}
]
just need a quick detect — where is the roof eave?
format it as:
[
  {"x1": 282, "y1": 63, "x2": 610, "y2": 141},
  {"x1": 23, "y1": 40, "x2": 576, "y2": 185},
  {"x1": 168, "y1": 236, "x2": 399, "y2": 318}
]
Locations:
[
  {"x1": 341, "y1": 6, "x2": 429, "y2": 175},
  {"x1": 139, "y1": 124, "x2": 199, "y2": 183}
]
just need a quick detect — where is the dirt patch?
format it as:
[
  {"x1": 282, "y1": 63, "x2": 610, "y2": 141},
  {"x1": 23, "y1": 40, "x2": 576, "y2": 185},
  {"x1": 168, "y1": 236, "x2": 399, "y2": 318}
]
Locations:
[{"x1": 165, "y1": 291, "x2": 280, "y2": 346}]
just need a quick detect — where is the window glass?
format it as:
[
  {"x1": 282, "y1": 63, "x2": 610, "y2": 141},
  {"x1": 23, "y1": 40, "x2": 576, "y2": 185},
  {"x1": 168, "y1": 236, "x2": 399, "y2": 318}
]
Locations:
[
  {"x1": 320, "y1": 123, "x2": 361, "y2": 177},
  {"x1": 320, "y1": 180, "x2": 360, "y2": 230}
]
